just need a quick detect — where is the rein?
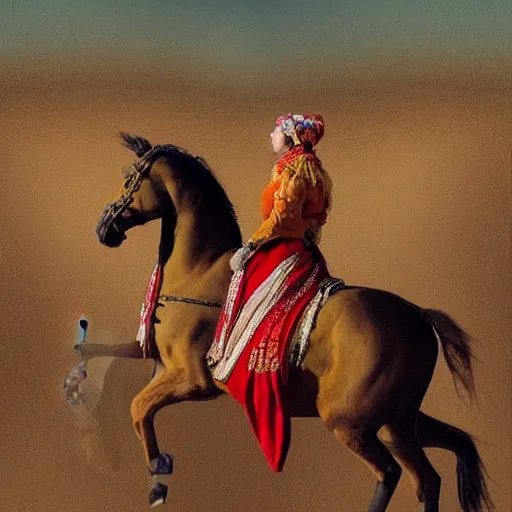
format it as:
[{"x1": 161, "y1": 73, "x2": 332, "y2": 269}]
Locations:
[{"x1": 158, "y1": 294, "x2": 222, "y2": 308}]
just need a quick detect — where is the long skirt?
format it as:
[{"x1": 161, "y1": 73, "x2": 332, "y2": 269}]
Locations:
[{"x1": 207, "y1": 238, "x2": 343, "y2": 471}]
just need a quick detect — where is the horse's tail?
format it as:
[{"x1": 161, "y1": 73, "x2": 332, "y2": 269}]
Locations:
[
  {"x1": 417, "y1": 411, "x2": 495, "y2": 512},
  {"x1": 422, "y1": 308, "x2": 477, "y2": 403}
]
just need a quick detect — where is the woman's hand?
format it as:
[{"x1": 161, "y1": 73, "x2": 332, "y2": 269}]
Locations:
[{"x1": 230, "y1": 241, "x2": 258, "y2": 272}]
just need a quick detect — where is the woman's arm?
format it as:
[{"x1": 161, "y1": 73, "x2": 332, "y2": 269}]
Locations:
[{"x1": 249, "y1": 165, "x2": 308, "y2": 245}]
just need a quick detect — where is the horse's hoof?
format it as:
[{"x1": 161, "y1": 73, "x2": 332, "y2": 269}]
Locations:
[{"x1": 149, "y1": 482, "x2": 168, "y2": 508}]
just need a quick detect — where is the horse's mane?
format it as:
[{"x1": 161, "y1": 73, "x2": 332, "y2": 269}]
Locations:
[
  {"x1": 120, "y1": 133, "x2": 152, "y2": 157},
  {"x1": 119, "y1": 132, "x2": 241, "y2": 241}
]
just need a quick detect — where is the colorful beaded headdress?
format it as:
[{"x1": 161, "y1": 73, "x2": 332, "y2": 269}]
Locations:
[{"x1": 275, "y1": 113, "x2": 325, "y2": 147}]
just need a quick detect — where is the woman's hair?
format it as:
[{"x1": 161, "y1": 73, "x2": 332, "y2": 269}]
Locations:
[{"x1": 303, "y1": 140, "x2": 314, "y2": 152}]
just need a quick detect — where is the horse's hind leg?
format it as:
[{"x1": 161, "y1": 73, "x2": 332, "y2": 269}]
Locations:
[
  {"x1": 332, "y1": 421, "x2": 402, "y2": 512},
  {"x1": 381, "y1": 417, "x2": 441, "y2": 512},
  {"x1": 415, "y1": 411, "x2": 494, "y2": 512}
]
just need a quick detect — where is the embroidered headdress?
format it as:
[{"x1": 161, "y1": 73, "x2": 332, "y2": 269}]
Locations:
[{"x1": 275, "y1": 113, "x2": 325, "y2": 148}]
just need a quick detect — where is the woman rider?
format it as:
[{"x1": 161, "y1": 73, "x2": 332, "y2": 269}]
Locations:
[{"x1": 207, "y1": 113, "x2": 343, "y2": 473}]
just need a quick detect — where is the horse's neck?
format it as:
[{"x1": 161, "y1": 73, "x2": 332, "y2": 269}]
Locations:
[
  {"x1": 157, "y1": 213, "x2": 175, "y2": 263},
  {"x1": 170, "y1": 212, "x2": 236, "y2": 272},
  {"x1": 159, "y1": 167, "x2": 241, "y2": 275}
]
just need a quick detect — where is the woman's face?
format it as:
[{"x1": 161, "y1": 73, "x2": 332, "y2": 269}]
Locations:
[{"x1": 270, "y1": 126, "x2": 290, "y2": 156}]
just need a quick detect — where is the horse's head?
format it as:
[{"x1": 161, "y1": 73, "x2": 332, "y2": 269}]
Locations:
[{"x1": 96, "y1": 133, "x2": 173, "y2": 247}]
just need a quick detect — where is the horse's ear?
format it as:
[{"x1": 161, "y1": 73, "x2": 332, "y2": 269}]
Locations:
[{"x1": 119, "y1": 132, "x2": 152, "y2": 157}]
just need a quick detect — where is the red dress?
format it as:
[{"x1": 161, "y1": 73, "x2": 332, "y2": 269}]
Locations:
[{"x1": 207, "y1": 146, "x2": 344, "y2": 471}]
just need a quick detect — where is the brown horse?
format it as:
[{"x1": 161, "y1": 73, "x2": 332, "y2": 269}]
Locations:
[{"x1": 85, "y1": 133, "x2": 493, "y2": 511}]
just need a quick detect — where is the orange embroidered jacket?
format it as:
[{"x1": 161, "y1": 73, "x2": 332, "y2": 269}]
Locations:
[{"x1": 249, "y1": 147, "x2": 332, "y2": 246}]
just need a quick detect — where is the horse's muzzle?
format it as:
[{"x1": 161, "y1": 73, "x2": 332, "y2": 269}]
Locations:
[
  {"x1": 96, "y1": 203, "x2": 128, "y2": 247},
  {"x1": 96, "y1": 219, "x2": 126, "y2": 247}
]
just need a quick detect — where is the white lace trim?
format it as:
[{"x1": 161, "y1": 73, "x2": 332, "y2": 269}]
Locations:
[
  {"x1": 211, "y1": 253, "x2": 300, "y2": 382},
  {"x1": 287, "y1": 277, "x2": 345, "y2": 368},
  {"x1": 206, "y1": 268, "x2": 245, "y2": 366}
]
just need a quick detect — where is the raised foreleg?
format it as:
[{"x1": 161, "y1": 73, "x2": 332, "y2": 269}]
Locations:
[
  {"x1": 129, "y1": 366, "x2": 219, "y2": 506},
  {"x1": 75, "y1": 340, "x2": 144, "y2": 361}
]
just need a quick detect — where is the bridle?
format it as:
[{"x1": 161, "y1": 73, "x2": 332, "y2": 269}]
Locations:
[
  {"x1": 97, "y1": 142, "x2": 215, "y2": 235},
  {"x1": 95, "y1": 145, "x2": 164, "y2": 240},
  {"x1": 97, "y1": 143, "x2": 224, "y2": 310}
]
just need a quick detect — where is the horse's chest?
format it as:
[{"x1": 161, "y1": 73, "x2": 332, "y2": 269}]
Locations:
[{"x1": 153, "y1": 301, "x2": 220, "y2": 345}]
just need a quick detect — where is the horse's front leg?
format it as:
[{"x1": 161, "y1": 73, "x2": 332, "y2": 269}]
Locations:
[
  {"x1": 75, "y1": 340, "x2": 143, "y2": 361},
  {"x1": 130, "y1": 366, "x2": 218, "y2": 507}
]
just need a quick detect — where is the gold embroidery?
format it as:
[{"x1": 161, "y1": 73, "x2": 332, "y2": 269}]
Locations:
[
  {"x1": 248, "y1": 337, "x2": 280, "y2": 373},
  {"x1": 249, "y1": 153, "x2": 331, "y2": 246}
]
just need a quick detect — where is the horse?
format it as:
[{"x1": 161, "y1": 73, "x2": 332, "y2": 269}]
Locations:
[{"x1": 84, "y1": 133, "x2": 493, "y2": 511}]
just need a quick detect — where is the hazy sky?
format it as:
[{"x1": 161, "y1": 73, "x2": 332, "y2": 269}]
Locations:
[{"x1": 3, "y1": 0, "x2": 511, "y2": 75}]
